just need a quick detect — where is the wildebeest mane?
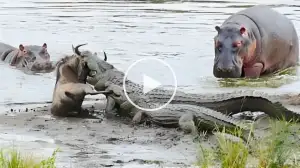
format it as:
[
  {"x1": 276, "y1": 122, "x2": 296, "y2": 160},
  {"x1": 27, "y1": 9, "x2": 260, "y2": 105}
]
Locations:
[{"x1": 54, "y1": 54, "x2": 77, "y2": 85}]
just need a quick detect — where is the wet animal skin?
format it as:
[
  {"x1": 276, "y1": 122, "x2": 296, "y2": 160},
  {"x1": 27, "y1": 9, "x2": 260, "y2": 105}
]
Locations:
[
  {"x1": 213, "y1": 5, "x2": 299, "y2": 78},
  {"x1": 51, "y1": 44, "x2": 109, "y2": 117}
]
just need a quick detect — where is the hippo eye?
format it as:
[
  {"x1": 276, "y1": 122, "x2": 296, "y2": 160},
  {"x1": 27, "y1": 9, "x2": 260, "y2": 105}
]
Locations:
[
  {"x1": 215, "y1": 41, "x2": 222, "y2": 52},
  {"x1": 217, "y1": 44, "x2": 222, "y2": 52},
  {"x1": 232, "y1": 41, "x2": 242, "y2": 48}
]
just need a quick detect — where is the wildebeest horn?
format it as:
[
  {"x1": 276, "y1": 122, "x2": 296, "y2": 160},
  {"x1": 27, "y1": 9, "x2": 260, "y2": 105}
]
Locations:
[
  {"x1": 72, "y1": 43, "x2": 88, "y2": 56},
  {"x1": 103, "y1": 51, "x2": 107, "y2": 61}
]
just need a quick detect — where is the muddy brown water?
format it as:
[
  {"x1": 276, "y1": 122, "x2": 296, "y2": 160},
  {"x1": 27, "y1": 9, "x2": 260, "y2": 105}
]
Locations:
[{"x1": 1, "y1": 0, "x2": 300, "y2": 167}]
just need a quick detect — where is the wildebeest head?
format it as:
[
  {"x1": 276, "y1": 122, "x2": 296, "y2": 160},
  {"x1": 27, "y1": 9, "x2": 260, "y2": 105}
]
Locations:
[
  {"x1": 213, "y1": 25, "x2": 254, "y2": 78},
  {"x1": 70, "y1": 44, "x2": 90, "y2": 83},
  {"x1": 71, "y1": 43, "x2": 112, "y2": 83},
  {"x1": 55, "y1": 44, "x2": 92, "y2": 84}
]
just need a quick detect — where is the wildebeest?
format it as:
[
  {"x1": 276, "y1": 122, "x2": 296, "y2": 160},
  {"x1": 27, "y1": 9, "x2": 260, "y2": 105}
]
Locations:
[{"x1": 51, "y1": 44, "x2": 109, "y2": 117}]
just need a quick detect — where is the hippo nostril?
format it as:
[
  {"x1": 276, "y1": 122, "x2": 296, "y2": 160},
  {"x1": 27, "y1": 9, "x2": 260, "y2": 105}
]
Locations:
[
  {"x1": 216, "y1": 67, "x2": 222, "y2": 72},
  {"x1": 224, "y1": 67, "x2": 234, "y2": 72},
  {"x1": 216, "y1": 67, "x2": 234, "y2": 73},
  {"x1": 224, "y1": 68, "x2": 230, "y2": 72}
]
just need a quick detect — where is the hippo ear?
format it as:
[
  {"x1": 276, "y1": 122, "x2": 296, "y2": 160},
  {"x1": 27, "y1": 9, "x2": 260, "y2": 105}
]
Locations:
[
  {"x1": 42, "y1": 43, "x2": 47, "y2": 48},
  {"x1": 240, "y1": 27, "x2": 246, "y2": 35},
  {"x1": 215, "y1": 26, "x2": 221, "y2": 33},
  {"x1": 19, "y1": 44, "x2": 24, "y2": 51}
]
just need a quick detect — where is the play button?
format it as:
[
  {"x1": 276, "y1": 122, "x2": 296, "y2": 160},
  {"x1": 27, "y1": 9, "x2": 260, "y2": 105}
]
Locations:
[
  {"x1": 143, "y1": 74, "x2": 161, "y2": 94},
  {"x1": 123, "y1": 57, "x2": 177, "y2": 112}
]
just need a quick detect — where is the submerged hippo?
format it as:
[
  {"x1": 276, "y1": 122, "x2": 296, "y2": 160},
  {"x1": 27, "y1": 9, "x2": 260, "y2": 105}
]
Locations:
[
  {"x1": 0, "y1": 42, "x2": 56, "y2": 73},
  {"x1": 213, "y1": 5, "x2": 299, "y2": 78}
]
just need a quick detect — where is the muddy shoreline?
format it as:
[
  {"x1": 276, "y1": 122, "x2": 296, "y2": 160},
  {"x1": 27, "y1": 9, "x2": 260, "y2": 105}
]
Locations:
[
  {"x1": 2, "y1": 94, "x2": 300, "y2": 168},
  {"x1": 1, "y1": 92, "x2": 298, "y2": 168},
  {"x1": 0, "y1": 99, "x2": 211, "y2": 168}
]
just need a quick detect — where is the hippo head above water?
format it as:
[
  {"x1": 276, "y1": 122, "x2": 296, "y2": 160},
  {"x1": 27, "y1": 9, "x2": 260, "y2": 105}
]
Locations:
[
  {"x1": 213, "y1": 25, "x2": 256, "y2": 78},
  {"x1": 7, "y1": 43, "x2": 50, "y2": 67},
  {"x1": 13, "y1": 43, "x2": 50, "y2": 64},
  {"x1": 20, "y1": 43, "x2": 49, "y2": 61}
]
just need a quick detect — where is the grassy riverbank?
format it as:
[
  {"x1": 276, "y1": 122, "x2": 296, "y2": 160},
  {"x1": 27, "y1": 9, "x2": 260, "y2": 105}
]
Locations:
[
  {"x1": 196, "y1": 119, "x2": 300, "y2": 168},
  {"x1": 218, "y1": 66, "x2": 299, "y2": 88},
  {"x1": 0, "y1": 148, "x2": 59, "y2": 168}
]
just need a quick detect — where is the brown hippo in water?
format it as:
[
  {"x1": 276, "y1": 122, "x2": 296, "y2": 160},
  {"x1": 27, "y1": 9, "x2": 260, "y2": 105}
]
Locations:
[
  {"x1": 0, "y1": 42, "x2": 56, "y2": 73},
  {"x1": 213, "y1": 5, "x2": 299, "y2": 78}
]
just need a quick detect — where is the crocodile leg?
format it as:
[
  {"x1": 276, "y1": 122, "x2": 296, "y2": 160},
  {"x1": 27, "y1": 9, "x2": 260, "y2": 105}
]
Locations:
[
  {"x1": 105, "y1": 96, "x2": 117, "y2": 114},
  {"x1": 94, "y1": 80, "x2": 106, "y2": 91},
  {"x1": 178, "y1": 112, "x2": 197, "y2": 134},
  {"x1": 178, "y1": 112, "x2": 250, "y2": 141},
  {"x1": 191, "y1": 112, "x2": 252, "y2": 141},
  {"x1": 132, "y1": 111, "x2": 145, "y2": 125},
  {"x1": 119, "y1": 101, "x2": 134, "y2": 111}
]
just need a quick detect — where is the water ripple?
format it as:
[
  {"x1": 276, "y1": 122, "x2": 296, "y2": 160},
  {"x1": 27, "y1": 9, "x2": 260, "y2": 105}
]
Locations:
[{"x1": 1, "y1": 0, "x2": 300, "y2": 106}]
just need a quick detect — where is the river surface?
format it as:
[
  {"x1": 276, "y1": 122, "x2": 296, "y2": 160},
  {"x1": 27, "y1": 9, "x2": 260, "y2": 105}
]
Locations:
[
  {"x1": 2, "y1": 0, "x2": 300, "y2": 106},
  {"x1": 1, "y1": 0, "x2": 300, "y2": 167}
]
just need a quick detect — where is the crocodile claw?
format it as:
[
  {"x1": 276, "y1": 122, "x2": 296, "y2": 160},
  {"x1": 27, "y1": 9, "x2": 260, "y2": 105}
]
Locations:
[{"x1": 132, "y1": 111, "x2": 144, "y2": 125}]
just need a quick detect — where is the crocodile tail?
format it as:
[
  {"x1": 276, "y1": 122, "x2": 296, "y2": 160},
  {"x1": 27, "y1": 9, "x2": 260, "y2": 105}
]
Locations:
[
  {"x1": 213, "y1": 131, "x2": 251, "y2": 143},
  {"x1": 271, "y1": 102, "x2": 300, "y2": 122},
  {"x1": 242, "y1": 96, "x2": 300, "y2": 122},
  {"x1": 210, "y1": 96, "x2": 300, "y2": 122}
]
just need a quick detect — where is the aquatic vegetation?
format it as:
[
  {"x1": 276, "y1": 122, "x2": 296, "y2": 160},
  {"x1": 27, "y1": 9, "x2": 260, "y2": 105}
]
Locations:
[
  {"x1": 218, "y1": 66, "x2": 299, "y2": 88},
  {"x1": 196, "y1": 119, "x2": 300, "y2": 168},
  {"x1": 0, "y1": 148, "x2": 59, "y2": 168}
]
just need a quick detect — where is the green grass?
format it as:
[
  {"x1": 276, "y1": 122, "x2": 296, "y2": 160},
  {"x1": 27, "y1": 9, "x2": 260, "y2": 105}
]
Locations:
[
  {"x1": 215, "y1": 128, "x2": 250, "y2": 168},
  {"x1": 218, "y1": 66, "x2": 299, "y2": 88},
  {"x1": 196, "y1": 119, "x2": 300, "y2": 168},
  {"x1": 0, "y1": 148, "x2": 59, "y2": 168}
]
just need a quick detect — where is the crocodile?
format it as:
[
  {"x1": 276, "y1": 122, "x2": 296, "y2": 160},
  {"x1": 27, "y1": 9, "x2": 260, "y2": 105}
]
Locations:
[
  {"x1": 102, "y1": 83, "x2": 253, "y2": 139},
  {"x1": 81, "y1": 50, "x2": 300, "y2": 121}
]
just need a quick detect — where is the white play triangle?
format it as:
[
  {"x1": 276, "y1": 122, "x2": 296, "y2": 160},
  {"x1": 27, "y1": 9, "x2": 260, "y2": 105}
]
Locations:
[{"x1": 143, "y1": 74, "x2": 161, "y2": 94}]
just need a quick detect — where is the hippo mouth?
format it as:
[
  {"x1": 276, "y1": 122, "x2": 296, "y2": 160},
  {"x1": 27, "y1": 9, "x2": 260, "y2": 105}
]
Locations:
[
  {"x1": 213, "y1": 63, "x2": 243, "y2": 78},
  {"x1": 213, "y1": 53, "x2": 244, "y2": 78}
]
